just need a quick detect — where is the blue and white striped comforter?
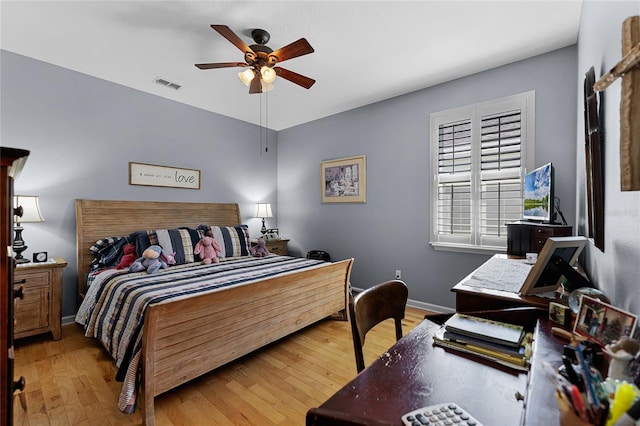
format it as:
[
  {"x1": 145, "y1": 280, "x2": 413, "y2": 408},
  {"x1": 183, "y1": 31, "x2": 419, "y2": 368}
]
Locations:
[{"x1": 75, "y1": 255, "x2": 326, "y2": 412}]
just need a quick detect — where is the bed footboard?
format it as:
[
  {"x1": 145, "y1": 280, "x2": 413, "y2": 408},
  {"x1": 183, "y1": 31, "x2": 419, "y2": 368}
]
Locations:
[{"x1": 140, "y1": 258, "x2": 353, "y2": 425}]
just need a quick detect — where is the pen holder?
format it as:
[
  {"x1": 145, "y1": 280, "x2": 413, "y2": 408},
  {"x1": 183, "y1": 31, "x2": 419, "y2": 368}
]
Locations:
[
  {"x1": 557, "y1": 394, "x2": 609, "y2": 426},
  {"x1": 557, "y1": 391, "x2": 592, "y2": 426}
]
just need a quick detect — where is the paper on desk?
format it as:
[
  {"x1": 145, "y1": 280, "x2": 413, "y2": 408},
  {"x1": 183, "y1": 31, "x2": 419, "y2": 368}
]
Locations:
[{"x1": 463, "y1": 256, "x2": 533, "y2": 293}]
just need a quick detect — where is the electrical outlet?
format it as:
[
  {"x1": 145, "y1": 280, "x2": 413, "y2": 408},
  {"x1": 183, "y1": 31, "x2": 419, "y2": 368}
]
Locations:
[{"x1": 395, "y1": 270, "x2": 401, "y2": 279}]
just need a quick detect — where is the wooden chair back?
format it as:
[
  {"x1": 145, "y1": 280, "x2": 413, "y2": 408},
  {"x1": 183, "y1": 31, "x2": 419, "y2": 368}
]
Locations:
[{"x1": 349, "y1": 279, "x2": 408, "y2": 373}]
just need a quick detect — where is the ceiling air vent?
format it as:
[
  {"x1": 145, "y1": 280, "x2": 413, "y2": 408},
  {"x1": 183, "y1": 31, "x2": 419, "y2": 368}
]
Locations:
[{"x1": 154, "y1": 77, "x2": 182, "y2": 90}]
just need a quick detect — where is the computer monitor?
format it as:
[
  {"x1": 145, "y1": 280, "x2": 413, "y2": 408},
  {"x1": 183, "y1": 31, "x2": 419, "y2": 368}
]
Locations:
[
  {"x1": 523, "y1": 162, "x2": 555, "y2": 223},
  {"x1": 520, "y1": 236, "x2": 590, "y2": 296}
]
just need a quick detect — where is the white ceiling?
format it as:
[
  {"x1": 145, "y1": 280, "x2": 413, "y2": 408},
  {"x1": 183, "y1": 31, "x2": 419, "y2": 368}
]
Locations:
[{"x1": 0, "y1": 1, "x2": 583, "y2": 131}]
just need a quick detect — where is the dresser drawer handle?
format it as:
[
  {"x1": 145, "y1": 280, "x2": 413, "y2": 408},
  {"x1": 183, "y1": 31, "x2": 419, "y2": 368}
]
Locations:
[
  {"x1": 13, "y1": 376, "x2": 26, "y2": 392},
  {"x1": 14, "y1": 286, "x2": 24, "y2": 300},
  {"x1": 14, "y1": 279, "x2": 26, "y2": 285}
]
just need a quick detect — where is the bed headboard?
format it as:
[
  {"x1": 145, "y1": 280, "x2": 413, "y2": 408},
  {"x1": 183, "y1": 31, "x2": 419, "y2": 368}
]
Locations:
[{"x1": 75, "y1": 199, "x2": 242, "y2": 299}]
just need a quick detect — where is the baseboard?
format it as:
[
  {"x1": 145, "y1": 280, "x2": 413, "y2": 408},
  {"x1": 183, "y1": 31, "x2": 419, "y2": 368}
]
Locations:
[
  {"x1": 62, "y1": 315, "x2": 76, "y2": 326},
  {"x1": 407, "y1": 298, "x2": 454, "y2": 314},
  {"x1": 351, "y1": 286, "x2": 454, "y2": 314}
]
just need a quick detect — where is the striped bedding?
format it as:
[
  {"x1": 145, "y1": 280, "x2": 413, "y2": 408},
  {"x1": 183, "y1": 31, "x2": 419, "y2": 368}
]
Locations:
[{"x1": 75, "y1": 255, "x2": 326, "y2": 412}]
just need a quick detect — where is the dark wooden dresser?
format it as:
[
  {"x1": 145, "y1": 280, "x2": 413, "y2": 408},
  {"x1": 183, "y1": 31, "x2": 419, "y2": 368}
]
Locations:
[
  {"x1": 507, "y1": 221, "x2": 572, "y2": 256},
  {"x1": 1, "y1": 147, "x2": 29, "y2": 425}
]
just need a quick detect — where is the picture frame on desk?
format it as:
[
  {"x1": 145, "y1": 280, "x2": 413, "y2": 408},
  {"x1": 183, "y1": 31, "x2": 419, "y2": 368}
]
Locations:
[
  {"x1": 574, "y1": 295, "x2": 637, "y2": 346},
  {"x1": 519, "y1": 236, "x2": 588, "y2": 296},
  {"x1": 549, "y1": 302, "x2": 572, "y2": 328}
]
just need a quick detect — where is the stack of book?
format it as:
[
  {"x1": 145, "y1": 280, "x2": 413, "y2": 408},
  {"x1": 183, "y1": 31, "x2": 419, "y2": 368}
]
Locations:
[{"x1": 433, "y1": 313, "x2": 532, "y2": 371}]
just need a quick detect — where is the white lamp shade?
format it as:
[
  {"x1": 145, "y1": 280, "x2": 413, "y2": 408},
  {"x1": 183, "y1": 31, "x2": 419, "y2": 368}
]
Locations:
[
  {"x1": 14, "y1": 195, "x2": 45, "y2": 223},
  {"x1": 260, "y1": 66, "x2": 277, "y2": 84},
  {"x1": 254, "y1": 203, "x2": 273, "y2": 218},
  {"x1": 238, "y1": 69, "x2": 256, "y2": 86},
  {"x1": 239, "y1": 68, "x2": 276, "y2": 91}
]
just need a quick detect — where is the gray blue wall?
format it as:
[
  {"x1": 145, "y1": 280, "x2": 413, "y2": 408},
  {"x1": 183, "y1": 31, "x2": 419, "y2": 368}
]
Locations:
[
  {"x1": 1, "y1": 51, "x2": 278, "y2": 318},
  {"x1": 278, "y1": 46, "x2": 578, "y2": 309},
  {"x1": 576, "y1": 1, "x2": 640, "y2": 315}
]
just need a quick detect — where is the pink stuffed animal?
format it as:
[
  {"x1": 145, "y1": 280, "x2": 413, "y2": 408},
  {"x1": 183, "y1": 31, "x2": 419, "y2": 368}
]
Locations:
[
  {"x1": 194, "y1": 236, "x2": 222, "y2": 264},
  {"x1": 250, "y1": 238, "x2": 270, "y2": 257}
]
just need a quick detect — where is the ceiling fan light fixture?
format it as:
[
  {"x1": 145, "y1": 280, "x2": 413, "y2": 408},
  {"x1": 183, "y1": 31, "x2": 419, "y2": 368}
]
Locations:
[
  {"x1": 260, "y1": 66, "x2": 277, "y2": 84},
  {"x1": 238, "y1": 69, "x2": 255, "y2": 86},
  {"x1": 199, "y1": 25, "x2": 314, "y2": 94}
]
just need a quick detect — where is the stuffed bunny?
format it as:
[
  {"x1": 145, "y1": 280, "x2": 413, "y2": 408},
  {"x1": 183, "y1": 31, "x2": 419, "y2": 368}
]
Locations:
[{"x1": 194, "y1": 235, "x2": 222, "y2": 264}]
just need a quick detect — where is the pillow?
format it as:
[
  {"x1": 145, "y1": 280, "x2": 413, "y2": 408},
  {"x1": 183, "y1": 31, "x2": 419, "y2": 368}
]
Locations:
[
  {"x1": 198, "y1": 224, "x2": 250, "y2": 258},
  {"x1": 89, "y1": 236, "x2": 129, "y2": 270},
  {"x1": 130, "y1": 227, "x2": 202, "y2": 265}
]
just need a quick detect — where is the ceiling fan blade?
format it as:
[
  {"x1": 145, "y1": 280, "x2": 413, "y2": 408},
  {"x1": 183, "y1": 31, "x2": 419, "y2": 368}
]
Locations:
[
  {"x1": 274, "y1": 67, "x2": 316, "y2": 89},
  {"x1": 249, "y1": 73, "x2": 263, "y2": 94},
  {"x1": 211, "y1": 24, "x2": 253, "y2": 54},
  {"x1": 269, "y1": 38, "x2": 314, "y2": 63},
  {"x1": 195, "y1": 62, "x2": 248, "y2": 70}
]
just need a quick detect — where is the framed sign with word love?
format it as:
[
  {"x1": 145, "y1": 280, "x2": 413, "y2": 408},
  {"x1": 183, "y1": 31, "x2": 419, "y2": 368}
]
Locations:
[{"x1": 129, "y1": 162, "x2": 201, "y2": 190}]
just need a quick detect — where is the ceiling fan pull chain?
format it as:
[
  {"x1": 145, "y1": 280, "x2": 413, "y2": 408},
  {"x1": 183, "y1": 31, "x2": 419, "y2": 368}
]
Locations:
[
  {"x1": 259, "y1": 93, "x2": 264, "y2": 155},
  {"x1": 265, "y1": 91, "x2": 269, "y2": 153}
]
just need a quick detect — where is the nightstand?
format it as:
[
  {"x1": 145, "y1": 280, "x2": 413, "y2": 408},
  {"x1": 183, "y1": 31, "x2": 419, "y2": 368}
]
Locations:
[
  {"x1": 13, "y1": 258, "x2": 67, "y2": 341},
  {"x1": 252, "y1": 239, "x2": 290, "y2": 256}
]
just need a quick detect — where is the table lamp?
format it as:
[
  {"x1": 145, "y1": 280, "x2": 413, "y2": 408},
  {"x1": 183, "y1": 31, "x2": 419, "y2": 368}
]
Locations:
[
  {"x1": 13, "y1": 195, "x2": 45, "y2": 263},
  {"x1": 254, "y1": 203, "x2": 273, "y2": 237}
]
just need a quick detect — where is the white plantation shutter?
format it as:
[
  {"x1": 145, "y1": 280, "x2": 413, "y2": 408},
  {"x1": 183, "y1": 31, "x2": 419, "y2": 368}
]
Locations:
[
  {"x1": 479, "y1": 111, "x2": 523, "y2": 246},
  {"x1": 437, "y1": 120, "x2": 472, "y2": 242},
  {"x1": 431, "y1": 92, "x2": 534, "y2": 252}
]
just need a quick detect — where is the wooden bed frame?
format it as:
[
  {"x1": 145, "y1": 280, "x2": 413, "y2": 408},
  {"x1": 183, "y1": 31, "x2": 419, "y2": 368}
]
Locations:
[{"x1": 75, "y1": 199, "x2": 353, "y2": 425}]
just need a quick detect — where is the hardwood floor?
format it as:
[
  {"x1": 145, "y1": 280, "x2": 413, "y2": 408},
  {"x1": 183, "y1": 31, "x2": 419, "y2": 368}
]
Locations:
[{"x1": 13, "y1": 307, "x2": 431, "y2": 425}]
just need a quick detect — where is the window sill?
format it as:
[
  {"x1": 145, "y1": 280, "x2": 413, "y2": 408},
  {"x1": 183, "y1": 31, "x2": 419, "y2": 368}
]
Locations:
[{"x1": 430, "y1": 242, "x2": 506, "y2": 255}]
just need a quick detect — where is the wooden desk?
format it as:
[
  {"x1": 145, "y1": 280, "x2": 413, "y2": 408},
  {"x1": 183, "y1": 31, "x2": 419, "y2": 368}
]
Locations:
[
  {"x1": 307, "y1": 309, "x2": 566, "y2": 426},
  {"x1": 452, "y1": 254, "x2": 568, "y2": 313}
]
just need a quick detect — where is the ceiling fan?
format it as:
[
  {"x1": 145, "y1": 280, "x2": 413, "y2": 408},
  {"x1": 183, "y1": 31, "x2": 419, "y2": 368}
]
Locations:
[{"x1": 195, "y1": 25, "x2": 316, "y2": 94}]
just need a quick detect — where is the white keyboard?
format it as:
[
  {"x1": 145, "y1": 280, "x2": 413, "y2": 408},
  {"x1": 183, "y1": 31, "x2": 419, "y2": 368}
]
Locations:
[{"x1": 401, "y1": 402, "x2": 483, "y2": 426}]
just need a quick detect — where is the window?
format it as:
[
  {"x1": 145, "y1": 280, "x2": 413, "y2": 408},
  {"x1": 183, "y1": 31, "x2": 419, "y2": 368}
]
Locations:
[{"x1": 430, "y1": 91, "x2": 535, "y2": 253}]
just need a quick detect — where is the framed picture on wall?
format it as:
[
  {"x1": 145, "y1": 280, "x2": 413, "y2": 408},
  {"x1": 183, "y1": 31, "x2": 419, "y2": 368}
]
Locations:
[
  {"x1": 129, "y1": 162, "x2": 201, "y2": 190},
  {"x1": 583, "y1": 67, "x2": 605, "y2": 251},
  {"x1": 321, "y1": 155, "x2": 366, "y2": 203}
]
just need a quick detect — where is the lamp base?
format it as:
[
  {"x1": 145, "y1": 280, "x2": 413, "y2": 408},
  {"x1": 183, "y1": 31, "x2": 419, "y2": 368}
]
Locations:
[
  {"x1": 13, "y1": 225, "x2": 30, "y2": 263},
  {"x1": 260, "y1": 218, "x2": 267, "y2": 236}
]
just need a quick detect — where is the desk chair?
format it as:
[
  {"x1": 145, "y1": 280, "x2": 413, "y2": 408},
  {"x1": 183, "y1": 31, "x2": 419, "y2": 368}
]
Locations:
[{"x1": 349, "y1": 279, "x2": 408, "y2": 373}]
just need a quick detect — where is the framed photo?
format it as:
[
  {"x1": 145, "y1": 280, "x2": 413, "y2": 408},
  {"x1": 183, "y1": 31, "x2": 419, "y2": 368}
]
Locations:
[
  {"x1": 519, "y1": 236, "x2": 587, "y2": 296},
  {"x1": 265, "y1": 228, "x2": 280, "y2": 241},
  {"x1": 574, "y1": 295, "x2": 638, "y2": 346},
  {"x1": 583, "y1": 67, "x2": 604, "y2": 251},
  {"x1": 321, "y1": 155, "x2": 366, "y2": 203},
  {"x1": 549, "y1": 302, "x2": 571, "y2": 328},
  {"x1": 129, "y1": 162, "x2": 201, "y2": 190}
]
